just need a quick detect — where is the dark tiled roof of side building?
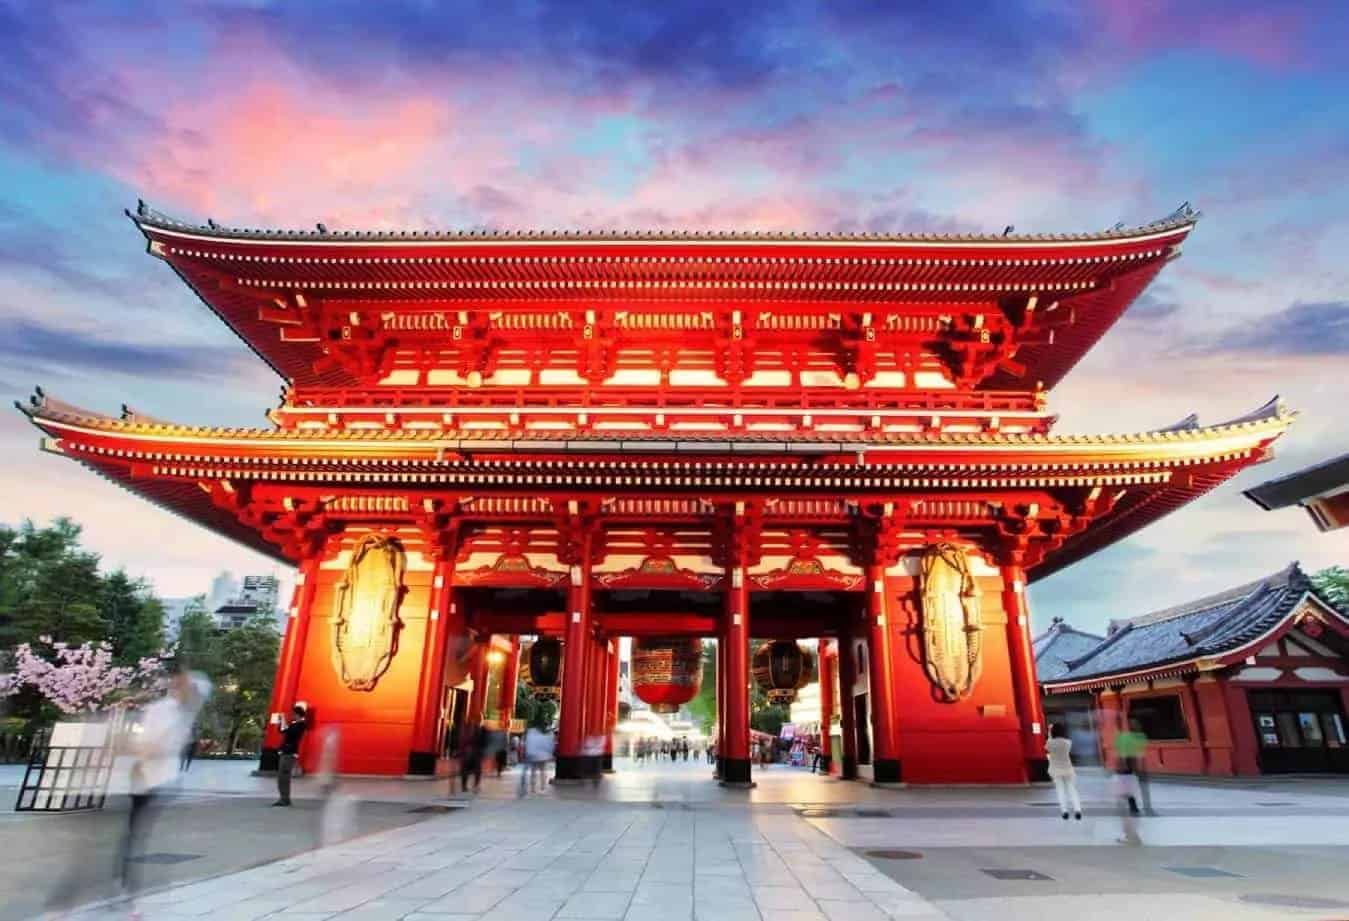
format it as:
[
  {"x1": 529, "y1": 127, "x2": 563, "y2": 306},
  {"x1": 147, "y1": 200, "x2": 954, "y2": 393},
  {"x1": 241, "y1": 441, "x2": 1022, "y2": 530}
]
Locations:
[
  {"x1": 1042, "y1": 563, "x2": 1339, "y2": 686},
  {"x1": 1033, "y1": 620, "x2": 1106, "y2": 681}
]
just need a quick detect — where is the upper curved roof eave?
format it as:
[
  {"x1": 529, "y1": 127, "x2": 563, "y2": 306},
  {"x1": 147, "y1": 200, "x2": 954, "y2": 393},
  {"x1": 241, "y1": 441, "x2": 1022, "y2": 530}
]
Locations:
[{"x1": 128, "y1": 201, "x2": 1201, "y2": 249}]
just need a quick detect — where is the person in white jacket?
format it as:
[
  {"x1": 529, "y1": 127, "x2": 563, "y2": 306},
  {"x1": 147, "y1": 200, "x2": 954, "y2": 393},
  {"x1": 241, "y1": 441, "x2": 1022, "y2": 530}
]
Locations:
[
  {"x1": 518, "y1": 723, "x2": 554, "y2": 796},
  {"x1": 121, "y1": 671, "x2": 212, "y2": 894},
  {"x1": 1046, "y1": 722, "x2": 1082, "y2": 821}
]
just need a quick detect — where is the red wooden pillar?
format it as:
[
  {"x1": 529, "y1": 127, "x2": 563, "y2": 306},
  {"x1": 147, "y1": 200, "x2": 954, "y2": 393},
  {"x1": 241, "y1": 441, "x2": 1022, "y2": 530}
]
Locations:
[
  {"x1": 409, "y1": 553, "x2": 459, "y2": 774},
  {"x1": 466, "y1": 639, "x2": 491, "y2": 730},
  {"x1": 837, "y1": 632, "x2": 859, "y2": 780},
  {"x1": 1220, "y1": 677, "x2": 1262, "y2": 776},
  {"x1": 603, "y1": 639, "x2": 619, "y2": 772},
  {"x1": 583, "y1": 632, "x2": 605, "y2": 771},
  {"x1": 556, "y1": 531, "x2": 594, "y2": 780},
  {"x1": 1001, "y1": 564, "x2": 1049, "y2": 780},
  {"x1": 818, "y1": 638, "x2": 835, "y2": 773},
  {"x1": 865, "y1": 565, "x2": 902, "y2": 784},
  {"x1": 261, "y1": 555, "x2": 320, "y2": 772},
  {"x1": 1183, "y1": 676, "x2": 1211, "y2": 775},
  {"x1": 721, "y1": 563, "x2": 752, "y2": 786},
  {"x1": 498, "y1": 636, "x2": 522, "y2": 727},
  {"x1": 714, "y1": 636, "x2": 726, "y2": 778}
]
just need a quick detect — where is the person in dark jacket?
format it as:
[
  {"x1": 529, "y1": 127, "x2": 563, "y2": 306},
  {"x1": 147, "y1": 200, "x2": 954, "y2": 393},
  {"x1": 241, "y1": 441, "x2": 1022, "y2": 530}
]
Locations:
[
  {"x1": 460, "y1": 724, "x2": 486, "y2": 793},
  {"x1": 273, "y1": 704, "x2": 307, "y2": 807}
]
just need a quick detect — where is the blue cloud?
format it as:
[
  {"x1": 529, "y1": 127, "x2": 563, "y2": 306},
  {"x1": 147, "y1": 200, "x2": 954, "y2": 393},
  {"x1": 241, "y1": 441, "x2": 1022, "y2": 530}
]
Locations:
[
  {"x1": 1208, "y1": 301, "x2": 1349, "y2": 356},
  {"x1": 0, "y1": 319, "x2": 251, "y2": 381}
]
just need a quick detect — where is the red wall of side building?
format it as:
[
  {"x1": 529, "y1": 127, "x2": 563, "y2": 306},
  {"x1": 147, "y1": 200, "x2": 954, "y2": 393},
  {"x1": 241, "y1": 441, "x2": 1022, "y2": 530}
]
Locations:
[{"x1": 1095, "y1": 667, "x2": 1348, "y2": 777}]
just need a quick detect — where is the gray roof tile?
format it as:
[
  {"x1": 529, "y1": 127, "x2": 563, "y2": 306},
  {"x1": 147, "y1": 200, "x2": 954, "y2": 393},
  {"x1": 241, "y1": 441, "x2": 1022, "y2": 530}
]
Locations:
[
  {"x1": 1034, "y1": 622, "x2": 1106, "y2": 681},
  {"x1": 1042, "y1": 563, "x2": 1334, "y2": 685}
]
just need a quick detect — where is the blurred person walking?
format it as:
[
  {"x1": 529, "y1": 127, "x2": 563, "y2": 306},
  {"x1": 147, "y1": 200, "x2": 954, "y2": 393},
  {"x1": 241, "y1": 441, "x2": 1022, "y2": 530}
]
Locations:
[
  {"x1": 315, "y1": 727, "x2": 356, "y2": 848},
  {"x1": 1115, "y1": 718, "x2": 1152, "y2": 816},
  {"x1": 273, "y1": 704, "x2": 308, "y2": 807},
  {"x1": 460, "y1": 723, "x2": 486, "y2": 794},
  {"x1": 1112, "y1": 717, "x2": 1149, "y2": 844},
  {"x1": 492, "y1": 725, "x2": 509, "y2": 777},
  {"x1": 1046, "y1": 723, "x2": 1082, "y2": 820},
  {"x1": 120, "y1": 672, "x2": 212, "y2": 898},
  {"x1": 582, "y1": 733, "x2": 605, "y2": 787},
  {"x1": 518, "y1": 720, "x2": 553, "y2": 796},
  {"x1": 179, "y1": 727, "x2": 197, "y2": 773}
]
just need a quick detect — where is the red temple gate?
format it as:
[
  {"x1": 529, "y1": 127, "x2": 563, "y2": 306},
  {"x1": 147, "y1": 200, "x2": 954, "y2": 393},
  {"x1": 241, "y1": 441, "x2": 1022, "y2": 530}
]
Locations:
[{"x1": 20, "y1": 203, "x2": 1294, "y2": 784}]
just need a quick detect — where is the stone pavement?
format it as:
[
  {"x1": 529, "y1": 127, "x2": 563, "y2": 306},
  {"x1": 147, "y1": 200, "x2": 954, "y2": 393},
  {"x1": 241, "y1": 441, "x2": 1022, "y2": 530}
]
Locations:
[
  {"x1": 65, "y1": 796, "x2": 948, "y2": 921},
  {"x1": 12, "y1": 759, "x2": 1349, "y2": 921}
]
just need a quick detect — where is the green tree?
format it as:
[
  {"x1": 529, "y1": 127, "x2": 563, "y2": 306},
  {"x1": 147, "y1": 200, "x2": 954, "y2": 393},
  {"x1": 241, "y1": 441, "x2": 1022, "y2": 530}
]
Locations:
[
  {"x1": 99, "y1": 569, "x2": 165, "y2": 664},
  {"x1": 749, "y1": 680, "x2": 790, "y2": 737},
  {"x1": 205, "y1": 616, "x2": 280, "y2": 753},
  {"x1": 514, "y1": 681, "x2": 557, "y2": 730},
  {"x1": 174, "y1": 598, "x2": 216, "y2": 672},
  {"x1": 0, "y1": 518, "x2": 104, "y2": 649},
  {"x1": 686, "y1": 642, "x2": 717, "y2": 734},
  {"x1": 1313, "y1": 566, "x2": 1349, "y2": 611}
]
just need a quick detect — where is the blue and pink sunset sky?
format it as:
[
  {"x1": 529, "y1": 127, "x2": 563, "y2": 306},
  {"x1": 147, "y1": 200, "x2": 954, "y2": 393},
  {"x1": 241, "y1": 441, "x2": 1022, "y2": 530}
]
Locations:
[{"x1": 0, "y1": 1, "x2": 1345, "y2": 632}]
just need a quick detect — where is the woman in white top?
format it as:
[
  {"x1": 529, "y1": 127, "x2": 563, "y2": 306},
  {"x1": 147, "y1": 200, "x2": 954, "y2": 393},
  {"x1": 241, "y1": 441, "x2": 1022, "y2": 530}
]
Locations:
[{"x1": 1045, "y1": 723, "x2": 1082, "y2": 820}]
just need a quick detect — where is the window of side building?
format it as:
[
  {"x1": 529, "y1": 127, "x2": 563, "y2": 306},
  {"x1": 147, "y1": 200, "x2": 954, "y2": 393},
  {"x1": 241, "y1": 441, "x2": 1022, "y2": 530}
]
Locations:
[{"x1": 1128, "y1": 694, "x2": 1189, "y2": 740}]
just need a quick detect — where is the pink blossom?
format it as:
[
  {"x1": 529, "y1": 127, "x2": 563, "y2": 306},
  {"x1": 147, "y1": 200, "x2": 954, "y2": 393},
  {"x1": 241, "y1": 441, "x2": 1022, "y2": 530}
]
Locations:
[{"x1": 0, "y1": 642, "x2": 170, "y2": 714}]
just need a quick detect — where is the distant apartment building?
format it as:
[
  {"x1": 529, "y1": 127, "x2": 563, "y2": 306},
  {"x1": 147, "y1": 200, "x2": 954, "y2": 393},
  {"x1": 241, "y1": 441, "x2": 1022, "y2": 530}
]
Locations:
[{"x1": 212, "y1": 573, "x2": 283, "y2": 630}]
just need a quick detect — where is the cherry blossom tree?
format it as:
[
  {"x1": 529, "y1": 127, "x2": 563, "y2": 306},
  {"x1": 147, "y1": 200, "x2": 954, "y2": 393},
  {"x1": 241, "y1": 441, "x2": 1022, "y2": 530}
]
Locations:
[{"x1": 0, "y1": 637, "x2": 167, "y2": 714}]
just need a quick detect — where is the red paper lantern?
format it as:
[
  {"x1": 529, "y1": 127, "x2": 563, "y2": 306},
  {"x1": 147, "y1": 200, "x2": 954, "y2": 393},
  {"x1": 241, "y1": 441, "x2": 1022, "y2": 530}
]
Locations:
[
  {"x1": 752, "y1": 641, "x2": 814, "y2": 705},
  {"x1": 631, "y1": 637, "x2": 703, "y2": 714},
  {"x1": 524, "y1": 637, "x2": 563, "y2": 701}
]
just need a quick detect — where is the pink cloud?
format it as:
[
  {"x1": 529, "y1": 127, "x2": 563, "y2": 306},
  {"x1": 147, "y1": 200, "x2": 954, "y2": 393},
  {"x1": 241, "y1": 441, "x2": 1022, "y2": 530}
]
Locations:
[
  {"x1": 18, "y1": 17, "x2": 1139, "y2": 238},
  {"x1": 1092, "y1": 0, "x2": 1316, "y2": 70}
]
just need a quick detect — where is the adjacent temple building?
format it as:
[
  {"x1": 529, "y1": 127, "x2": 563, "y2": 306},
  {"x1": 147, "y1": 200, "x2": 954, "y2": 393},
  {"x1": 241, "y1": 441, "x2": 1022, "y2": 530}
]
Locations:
[{"x1": 19, "y1": 204, "x2": 1295, "y2": 783}]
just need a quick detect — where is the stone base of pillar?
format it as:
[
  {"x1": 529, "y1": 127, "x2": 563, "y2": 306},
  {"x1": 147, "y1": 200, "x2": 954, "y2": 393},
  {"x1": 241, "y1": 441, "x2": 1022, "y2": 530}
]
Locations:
[
  {"x1": 407, "y1": 751, "x2": 438, "y2": 775},
  {"x1": 872, "y1": 759, "x2": 902, "y2": 784},
  {"x1": 602, "y1": 754, "x2": 615, "y2": 773},
  {"x1": 555, "y1": 755, "x2": 588, "y2": 781},
  {"x1": 840, "y1": 756, "x2": 858, "y2": 780},
  {"x1": 1027, "y1": 757, "x2": 1050, "y2": 782},
  {"x1": 816, "y1": 755, "x2": 831, "y2": 775},
  {"x1": 258, "y1": 747, "x2": 279, "y2": 773},
  {"x1": 720, "y1": 758, "x2": 753, "y2": 786}
]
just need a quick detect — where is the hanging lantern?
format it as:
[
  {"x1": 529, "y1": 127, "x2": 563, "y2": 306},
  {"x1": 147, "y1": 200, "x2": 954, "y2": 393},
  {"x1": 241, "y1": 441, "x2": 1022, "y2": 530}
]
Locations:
[
  {"x1": 524, "y1": 637, "x2": 563, "y2": 701},
  {"x1": 752, "y1": 641, "x2": 815, "y2": 705},
  {"x1": 631, "y1": 637, "x2": 703, "y2": 714}
]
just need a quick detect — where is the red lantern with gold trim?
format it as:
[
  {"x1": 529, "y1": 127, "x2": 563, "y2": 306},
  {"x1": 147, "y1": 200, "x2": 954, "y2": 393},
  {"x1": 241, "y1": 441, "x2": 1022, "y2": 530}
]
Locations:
[
  {"x1": 752, "y1": 641, "x2": 815, "y2": 705},
  {"x1": 631, "y1": 637, "x2": 703, "y2": 714}
]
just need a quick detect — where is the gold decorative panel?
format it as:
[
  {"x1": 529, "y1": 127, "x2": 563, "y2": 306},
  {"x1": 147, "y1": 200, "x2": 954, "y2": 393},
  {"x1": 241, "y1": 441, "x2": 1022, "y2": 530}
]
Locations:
[{"x1": 332, "y1": 534, "x2": 406, "y2": 691}]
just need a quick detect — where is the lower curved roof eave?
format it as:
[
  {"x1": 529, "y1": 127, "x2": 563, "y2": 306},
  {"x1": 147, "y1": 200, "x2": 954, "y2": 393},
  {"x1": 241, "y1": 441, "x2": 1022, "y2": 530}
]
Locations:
[
  {"x1": 18, "y1": 388, "x2": 1292, "y2": 576},
  {"x1": 66, "y1": 448, "x2": 291, "y2": 565}
]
